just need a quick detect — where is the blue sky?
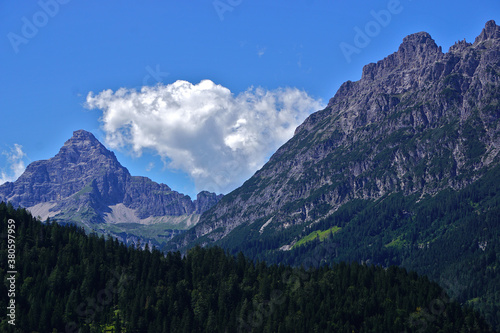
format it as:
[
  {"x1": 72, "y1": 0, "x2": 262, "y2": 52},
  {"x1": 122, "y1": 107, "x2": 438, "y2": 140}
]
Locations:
[{"x1": 0, "y1": 0, "x2": 498, "y2": 198}]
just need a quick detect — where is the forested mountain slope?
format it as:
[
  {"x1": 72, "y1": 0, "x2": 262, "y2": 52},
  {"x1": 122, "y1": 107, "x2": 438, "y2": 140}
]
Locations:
[
  {"x1": 167, "y1": 21, "x2": 500, "y2": 329},
  {"x1": 173, "y1": 20, "x2": 500, "y2": 249},
  {"x1": 0, "y1": 204, "x2": 495, "y2": 332},
  {"x1": 0, "y1": 130, "x2": 222, "y2": 246}
]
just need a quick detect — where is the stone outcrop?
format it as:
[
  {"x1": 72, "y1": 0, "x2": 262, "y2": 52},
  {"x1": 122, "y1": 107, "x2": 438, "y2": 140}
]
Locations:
[
  {"x1": 0, "y1": 130, "x2": 222, "y2": 226},
  {"x1": 171, "y1": 20, "x2": 500, "y2": 249}
]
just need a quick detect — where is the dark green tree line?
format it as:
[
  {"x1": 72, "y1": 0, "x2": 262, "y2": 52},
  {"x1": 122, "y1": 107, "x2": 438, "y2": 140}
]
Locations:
[{"x1": 0, "y1": 202, "x2": 496, "y2": 332}]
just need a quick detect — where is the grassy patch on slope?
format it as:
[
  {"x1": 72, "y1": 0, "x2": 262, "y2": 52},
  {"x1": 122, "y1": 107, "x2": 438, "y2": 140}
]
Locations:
[{"x1": 292, "y1": 226, "x2": 341, "y2": 249}]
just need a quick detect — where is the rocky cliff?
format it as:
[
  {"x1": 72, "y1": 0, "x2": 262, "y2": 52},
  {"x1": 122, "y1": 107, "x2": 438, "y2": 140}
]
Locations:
[
  {"x1": 171, "y1": 20, "x2": 500, "y2": 249},
  {"x1": 0, "y1": 130, "x2": 222, "y2": 231}
]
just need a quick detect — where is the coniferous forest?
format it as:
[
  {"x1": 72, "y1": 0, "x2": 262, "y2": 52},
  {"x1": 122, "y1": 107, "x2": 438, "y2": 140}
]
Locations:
[
  {"x1": 212, "y1": 162, "x2": 500, "y2": 330},
  {"x1": 0, "y1": 203, "x2": 496, "y2": 332}
]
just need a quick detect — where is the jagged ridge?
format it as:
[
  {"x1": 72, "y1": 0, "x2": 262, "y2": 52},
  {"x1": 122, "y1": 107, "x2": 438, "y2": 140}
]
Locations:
[
  {"x1": 0, "y1": 130, "x2": 222, "y2": 228},
  {"x1": 172, "y1": 20, "x2": 500, "y2": 248}
]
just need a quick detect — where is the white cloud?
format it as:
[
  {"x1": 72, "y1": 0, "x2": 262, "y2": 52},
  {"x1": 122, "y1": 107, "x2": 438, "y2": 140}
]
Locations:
[
  {"x1": 0, "y1": 144, "x2": 27, "y2": 185},
  {"x1": 86, "y1": 80, "x2": 323, "y2": 194}
]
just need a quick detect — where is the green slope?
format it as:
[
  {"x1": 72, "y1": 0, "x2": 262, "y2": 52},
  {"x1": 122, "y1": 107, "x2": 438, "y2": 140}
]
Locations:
[
  {"x1": 213, "y1": 163, "x2": 500, "y2": 330},
  {"x1": 0, "y1": 203, "x2": 496, "y2": 332}
]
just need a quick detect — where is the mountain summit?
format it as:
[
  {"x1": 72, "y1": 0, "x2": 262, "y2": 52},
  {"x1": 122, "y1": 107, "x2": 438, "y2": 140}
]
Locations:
[
  {"x1": 171, "y1": 20, "x2": 500, "y2": 249},
  {"x1": 0, "y1": 130, "x2": 222, "y2": 240},
  {"x1": 165, "y1": 21, "x2": 500, "y2": 329}
]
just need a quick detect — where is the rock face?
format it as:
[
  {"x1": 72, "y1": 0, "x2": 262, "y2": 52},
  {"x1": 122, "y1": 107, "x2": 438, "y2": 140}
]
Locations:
[
  {"x1": 172, "y1": 20, "x2": 500, "y2": 248},
  {"x1": 0, "y1": 130, "x2": 222, "y2": 227},
  {"x1": 194, "y1": 191, "x2": 224, "y2": 214}
]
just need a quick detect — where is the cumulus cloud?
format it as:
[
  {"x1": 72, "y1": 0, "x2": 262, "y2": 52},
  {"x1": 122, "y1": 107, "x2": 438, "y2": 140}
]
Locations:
[
  {"x1": 0, "y1": 144, "x2": 27, "y2": 185},
  {"x1": 86, "y1": 80, "x2": 323, "y2": 193}
]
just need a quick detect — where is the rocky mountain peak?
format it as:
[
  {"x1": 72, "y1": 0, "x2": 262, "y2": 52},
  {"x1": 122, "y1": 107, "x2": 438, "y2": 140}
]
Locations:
[
  {"x1": 173, "y1": 20, "x2": 500, "y2": 255},
  {"x1": 397, "y1": 31, "x2": 442, "y2": 61},
  {"x1": 474, "y1": 20, "x2": 500, "y2": 44},
  {"x1": 69, "y1": 129, "x2": 99, "y2": 141},
  {"x1": 399, "y1": 31, "x2": 439, "y2": 52},
  {"x1": 57, "y1": 130, "x2": 120, "y2": 167},
  {"x1": 194, "y1": 191, "x2": 224, "y2": 214},
  {"x1": 64, "y1": 129, "x2": 101, "y2": 149},
  {"x1": 361, "y1": 31, "x2": 442, "y2": 83},
  {"x1": 0, "y1": 129, "x2": 223, "y2": 231}
]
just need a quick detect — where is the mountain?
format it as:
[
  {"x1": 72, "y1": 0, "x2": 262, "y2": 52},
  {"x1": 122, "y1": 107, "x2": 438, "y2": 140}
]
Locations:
[
  {"x1": 168, "y1": 21, "x2": 500, "y2": 329},
  {"x1": 0, "y1": 130, "x2": 222, "y2": 245},
  {"x1": 172, "y1": 19, "x2": 500, "y2": 250},
  {"x1": 1, "y1": 204, "x2": 496, "y2": 332}
]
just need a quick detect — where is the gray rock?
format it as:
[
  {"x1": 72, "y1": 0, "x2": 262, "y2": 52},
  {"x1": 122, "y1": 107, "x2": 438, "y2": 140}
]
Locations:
[
  {"x1": 171, "y1": 20, "x2": 500, "y2": 249},
  {"x1": 0, "y1": 130, "x2": 222, "y2": 226}
]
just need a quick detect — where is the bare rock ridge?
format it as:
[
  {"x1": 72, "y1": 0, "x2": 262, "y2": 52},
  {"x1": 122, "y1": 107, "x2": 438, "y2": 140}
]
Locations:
[
  {"x1": 0, "y1": 130, "x2": 222, "y2": 226},
  {"x1": 171, "y1": 20, "x2": 500, "y2": 249},
  {"x1": 475, "y1": 19, "x2": 500, "y2": 44},
  {"x1": 359, "y1": 31, "x2": 443, "y2": 84}
]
